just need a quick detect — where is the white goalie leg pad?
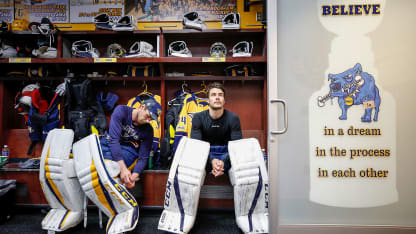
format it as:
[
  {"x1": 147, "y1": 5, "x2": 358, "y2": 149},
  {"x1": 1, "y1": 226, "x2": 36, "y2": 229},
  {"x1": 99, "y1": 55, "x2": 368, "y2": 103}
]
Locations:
[
  {"x1": 39, "y1": 129, "x2": 84, "y2": 232},
  {"x1": 228, "y1": 138, "x2": 269, "y2": 234},
  {"x1": 158, "y1": 137, "x2": 210, "y2": 233},
  {"x1": 73, "y1": 134, "x2": 139, "y2": 234}
]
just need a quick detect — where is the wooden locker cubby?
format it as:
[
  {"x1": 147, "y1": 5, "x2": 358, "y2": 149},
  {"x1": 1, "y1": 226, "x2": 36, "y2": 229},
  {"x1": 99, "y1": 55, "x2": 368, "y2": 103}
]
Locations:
[{"x1": 0, "y1": 28, "x2": 267, "y2": 207}]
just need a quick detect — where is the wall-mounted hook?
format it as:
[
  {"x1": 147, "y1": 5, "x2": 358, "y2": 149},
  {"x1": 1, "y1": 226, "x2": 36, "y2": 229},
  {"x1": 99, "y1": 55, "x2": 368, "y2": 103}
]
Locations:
[
  {"x1": 142, "y1": 80, "x2": 148, "y2": 93},
  {"x1": 181, "y1": 80, "x2": 188, "y2": 93},
  {"x1": 201, "y1": 81, "x2": 207, "y2": 92}
]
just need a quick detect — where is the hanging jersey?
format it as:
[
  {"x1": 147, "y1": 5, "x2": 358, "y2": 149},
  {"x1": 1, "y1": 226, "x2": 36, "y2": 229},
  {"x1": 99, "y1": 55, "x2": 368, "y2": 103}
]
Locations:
[
  {"x1": 165, "y1": 92, "x2": 187, "y2": 144},
  {"x1": 173, "y1": 93, "x2": 208, "y2": 152},
  {"x1": 127, "y1": 93, "x2": 161, "y2": 156}
]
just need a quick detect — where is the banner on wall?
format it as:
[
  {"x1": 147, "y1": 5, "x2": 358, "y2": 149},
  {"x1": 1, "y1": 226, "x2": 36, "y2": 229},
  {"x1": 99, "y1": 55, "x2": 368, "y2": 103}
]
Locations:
[
  {"x1": 309, "y1": 0, "x2": 398, "y2": 208},
  {"x1": 14, "y1": 0, "x2": 69, "y2": 23},
  {"x1": 0, "y1": 0, "x2": 13, "y2": 22},
  {"x1": 70, "y1": 0, "x2": 124, "y2": 23},
  {"x1": 125, "y1": 0, "x2": 236, "y2": 22}
]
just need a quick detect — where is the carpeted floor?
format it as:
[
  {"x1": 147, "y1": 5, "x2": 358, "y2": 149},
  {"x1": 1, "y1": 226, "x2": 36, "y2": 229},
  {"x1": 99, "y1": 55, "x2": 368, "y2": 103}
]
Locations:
[{"x1": 0, "y1": 207, "x2": 243, "y2": 234}]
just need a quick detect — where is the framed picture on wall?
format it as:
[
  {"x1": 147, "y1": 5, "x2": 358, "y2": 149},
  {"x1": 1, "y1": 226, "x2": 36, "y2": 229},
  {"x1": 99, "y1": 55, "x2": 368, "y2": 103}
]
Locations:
[
  {"x1": 14, "y1": 0, "x2": 69, "y2": 23},
  {"x1": 70, "y1": 0, "x2": 125, "y2": 23},
  {"x1": 125, "y1": 0, "x2": 237, "y2": 22}
]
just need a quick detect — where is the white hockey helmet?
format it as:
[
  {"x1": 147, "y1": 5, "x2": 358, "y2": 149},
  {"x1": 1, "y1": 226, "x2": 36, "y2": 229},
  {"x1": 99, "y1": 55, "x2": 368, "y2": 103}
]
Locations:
[
  {"x1": 106, "y1": 43, "x2": 126, "y2": 58},
  {"x1": 113, "y1": 15, "x2": 136, "y2": 31},
  {"x1": 94, "y1": 13, "x2": 114, "y2": 30},
  {"x1": 182, "y1": 11, "x2": 206, "y2": 30},
  {"x1": 168, "y1": 41, "x2": 192, "y2": 57},
  {"x1": 232, "y1": 41, "x2": 253, "y2": 57},
  {"x1": 71, "y1": 40, "x2": 100, "y2": 58},
  {"x1": 222, "y1": 13, "x2": 240, "y2": 29},
  {"x1": 22, "y1": 84, "x2": 40, "y2": 99},
  {"x1": 28, "y1": 22, "x2": 40, "y2": 33},
  {"x1": 210, "y1": 42, "x2": 227, "y2": 57},
  {"x1": 125, "y1": 41, "x2": 156, "y2": 58},
  {"x1": 15, "y1": 83, "x2": 40, "y2": 115},
  {"x1": 0, "y1": 40, "x2": 17, "y2": 58}
]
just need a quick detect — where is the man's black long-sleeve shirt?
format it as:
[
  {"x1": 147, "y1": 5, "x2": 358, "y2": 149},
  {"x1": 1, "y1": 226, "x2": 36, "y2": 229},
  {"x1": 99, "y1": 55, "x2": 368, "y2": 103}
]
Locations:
[{"x1": 190, "y1": 109, "x2": 242, "y2": 145}]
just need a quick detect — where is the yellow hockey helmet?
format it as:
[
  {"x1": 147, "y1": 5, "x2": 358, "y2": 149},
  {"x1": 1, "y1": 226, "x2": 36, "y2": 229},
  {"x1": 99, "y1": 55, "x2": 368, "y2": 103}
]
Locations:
[{"x1": 12, "y1": 19, "x2": 29, "y2": 31}]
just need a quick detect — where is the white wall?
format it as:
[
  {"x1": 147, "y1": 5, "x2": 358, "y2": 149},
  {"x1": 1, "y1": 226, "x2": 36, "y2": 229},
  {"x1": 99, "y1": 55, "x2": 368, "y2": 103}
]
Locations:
[{"x1": 274, "y1": 0, "x2": 416, "y2": 225}]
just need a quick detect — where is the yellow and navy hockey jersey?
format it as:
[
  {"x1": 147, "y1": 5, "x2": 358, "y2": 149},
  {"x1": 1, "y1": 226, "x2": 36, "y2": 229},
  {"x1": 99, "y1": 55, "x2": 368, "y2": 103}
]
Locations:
[
  {"x1": 173, "y1": 93, "x2": 208, "y2": 151},
  {"x1": 127, "y1": 94, "x2": 161, "y2": 156}
]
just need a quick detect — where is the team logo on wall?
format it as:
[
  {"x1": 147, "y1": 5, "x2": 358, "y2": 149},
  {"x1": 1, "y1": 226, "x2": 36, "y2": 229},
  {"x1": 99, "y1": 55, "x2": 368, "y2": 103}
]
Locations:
[{"x1": 317, "y1": 63, "x2": 380, "y2": 123}]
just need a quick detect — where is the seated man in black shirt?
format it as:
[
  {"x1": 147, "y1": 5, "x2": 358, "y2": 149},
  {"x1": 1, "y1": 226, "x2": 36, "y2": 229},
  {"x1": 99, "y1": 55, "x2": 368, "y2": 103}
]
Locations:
[
  {"x1": 159, "y1": 82, "x2": 268, "y2": 234},
  {"x1": 191, "y1": 82, "x2": 242, "y2": 177}
]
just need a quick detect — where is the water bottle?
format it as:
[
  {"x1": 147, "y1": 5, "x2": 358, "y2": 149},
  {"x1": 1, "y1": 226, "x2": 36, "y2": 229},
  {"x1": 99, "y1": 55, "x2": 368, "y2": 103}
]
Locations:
[
  {"x1": 148, "y1": 151, "x2": 154, "y2": 169},
  {"x1": 2, "y1": 145, "x2": 9, "y2": 157},
  {"x1": 1, "y1": 145, "x2": 9, "y2": 164}
]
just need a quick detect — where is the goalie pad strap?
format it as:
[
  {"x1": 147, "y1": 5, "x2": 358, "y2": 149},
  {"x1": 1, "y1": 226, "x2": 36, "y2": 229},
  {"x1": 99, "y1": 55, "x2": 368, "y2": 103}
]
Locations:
[
  {"x1": 174, "y1": 168, "x2": 185, "y2": 232},
  {"x1": 248, "y1": 168, "x2": 262, "y2": 232},
  {"x1": 27, "y1": 140, "x2": 36, "y2": 155}
]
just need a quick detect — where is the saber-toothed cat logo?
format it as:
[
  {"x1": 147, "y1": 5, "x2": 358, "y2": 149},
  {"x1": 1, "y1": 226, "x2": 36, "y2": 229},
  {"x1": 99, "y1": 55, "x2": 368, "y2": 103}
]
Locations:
[{"x1": 317, "y1": 63, "x2": 381, "y2": 122}]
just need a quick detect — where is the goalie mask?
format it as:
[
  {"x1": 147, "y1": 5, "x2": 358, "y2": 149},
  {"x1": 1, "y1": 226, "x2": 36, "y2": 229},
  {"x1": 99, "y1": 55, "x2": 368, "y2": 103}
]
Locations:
[
  {"x1": 222, "y1": 13, "x2": 240, "y2": 30},
  {"x1": 126, "y1": 41, "x2": 156, "y2": 58},
  {"x1": 210, "y1": 42, "x2": 227, "y2": 57},
  {"x1": 125, "y1": 41, "x2": 156, "y2": 58},
  {"x1": 94, "y1": 13, "x2": 114, "y2": 30},
  {"x1": 113, "y1": 15, "x2": 136, "y2": 31},
  {"x1": 106, "y1": 43, "x2": 126, "y2": 58},
  {"x1": 38, "y1": 17, "x2": 54, "y2": 36},
  {"x1": 71, "y1": 40, "x2": 100, "y2": 58},
  {"x1": 168, "y1": 41, "x2": 192, "y2": 57},
  {"x1": 182, "y1": 11, "x2": 206, "y2": 30},
  {"x1": 232, "y1": 41, "x2": 253, "y2": 57}
]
